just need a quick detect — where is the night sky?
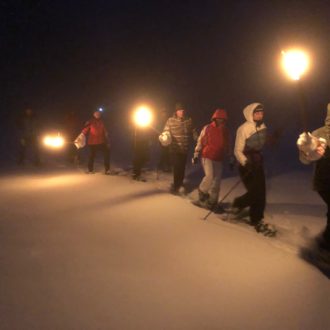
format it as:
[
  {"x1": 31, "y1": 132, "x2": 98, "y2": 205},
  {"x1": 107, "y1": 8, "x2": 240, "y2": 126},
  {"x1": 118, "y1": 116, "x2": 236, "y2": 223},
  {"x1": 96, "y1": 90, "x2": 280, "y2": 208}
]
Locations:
[{"x1": 1, "y1": 0, "x2": 330, "y2": 154}]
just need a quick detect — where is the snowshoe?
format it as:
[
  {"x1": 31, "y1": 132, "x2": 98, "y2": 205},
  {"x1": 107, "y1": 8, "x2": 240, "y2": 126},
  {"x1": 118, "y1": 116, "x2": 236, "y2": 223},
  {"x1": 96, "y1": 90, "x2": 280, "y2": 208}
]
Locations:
[
  {"x1": 191, "y1": 200, "x2": 225, "y2": 214},
  {"x1": 220, "y1": 207, "x2": 249, "y2": 222},
  {"x1": 132, "y1": 175, "x2": 147, "y2": 182},
  {"x1": 254, "y1": 221, "x2": 277, "y2": 237}
]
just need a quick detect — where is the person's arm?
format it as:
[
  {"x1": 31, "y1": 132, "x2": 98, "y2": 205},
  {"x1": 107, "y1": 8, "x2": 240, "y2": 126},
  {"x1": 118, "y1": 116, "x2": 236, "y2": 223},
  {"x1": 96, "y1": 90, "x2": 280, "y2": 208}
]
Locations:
[
  {"x1": 162, "y1": 118, "x2": 171, "y2": 133},
  {"x1": 193, "y1": 126, "x2": 206, "y2": 158},
  {"x1": 81, "y1": 121, "x2": 91, "y2": 135},
  {"x1": 234, "y1": 126, "x2": 247, "y2": 166}
]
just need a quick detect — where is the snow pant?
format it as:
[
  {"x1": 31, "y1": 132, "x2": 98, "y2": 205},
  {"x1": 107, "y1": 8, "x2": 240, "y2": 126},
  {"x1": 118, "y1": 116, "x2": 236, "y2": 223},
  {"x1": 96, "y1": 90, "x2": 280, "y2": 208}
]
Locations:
[
  {"x1": 87, "y1": 143, "x2": 110, "y2": 172},
  {"x1": 18, "y1": 137, "x2": 40, "y2": 165},
  {"x1": 318, "y1": 190, "x2": 330, "y2": 243},
  {"x1": 199, "y1": 158, "x2": 223, "y2": 203},
  {"x1": 170, "y1": 152, "x2": 188, "y2": 190},
  {"x1": 233, "y1": 164, "x2": 266, "y2": 224},
  {"x1": 132, "y1": 140, "x2": 149, "y2": 178}
]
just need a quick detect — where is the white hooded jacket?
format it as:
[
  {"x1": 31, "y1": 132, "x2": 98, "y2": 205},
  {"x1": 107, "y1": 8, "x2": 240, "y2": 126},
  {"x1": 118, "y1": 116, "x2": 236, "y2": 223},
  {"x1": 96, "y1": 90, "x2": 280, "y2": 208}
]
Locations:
[{"x1": 234, "y1": 103, "x2": 267, "y2": 166}]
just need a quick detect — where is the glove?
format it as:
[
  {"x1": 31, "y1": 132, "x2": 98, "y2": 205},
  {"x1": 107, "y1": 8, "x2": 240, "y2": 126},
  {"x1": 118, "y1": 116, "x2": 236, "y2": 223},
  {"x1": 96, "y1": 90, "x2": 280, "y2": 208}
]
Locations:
[{"x1": 192, "y1": 157, "x2": 199, "y2": 165}]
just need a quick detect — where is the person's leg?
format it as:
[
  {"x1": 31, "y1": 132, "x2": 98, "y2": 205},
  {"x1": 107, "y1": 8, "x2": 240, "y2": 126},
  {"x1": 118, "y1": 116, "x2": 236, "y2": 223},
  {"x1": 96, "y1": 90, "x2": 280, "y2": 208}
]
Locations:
[
  {"x1": 199, "y1": 158, "x2": 213, "y2": 195},
  {"x1": 88, "y1": 145, "x2": 97, "y2": 172},
  {"x1": 170, "y1": 152, "x2": 180, "y2": 190},
  {"x1": 177, "y1": 152, "x2": 187, "y2": 188},
  {"x1": 248, "y1": 166, "x2": 266, "y2": 225},
  {"x1": 208, "y1": 160, "x2": 223, "y2": 205},
  {"x1": 232, "y1": 165, "x2": 252, "y2": 210},
  {"x1": 170, "y1": 152, "x2": 187, "y2": 190}
]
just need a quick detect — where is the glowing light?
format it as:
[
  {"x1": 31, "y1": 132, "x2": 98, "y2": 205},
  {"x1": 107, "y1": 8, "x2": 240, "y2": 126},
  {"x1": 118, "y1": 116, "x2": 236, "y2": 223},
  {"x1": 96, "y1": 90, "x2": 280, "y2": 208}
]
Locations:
[
  {"x1": 281, "y1": 49, "x2": 309, "y2": 81},
  {"x1": 99, "y1": 107, "x2": 103, "y2": 112},
  {"x1": 43, "y1": 134, "x2": 65, "y2": 148},
  {"x1": 133, "y1": 106, "x2": 153, "y2": 127}
]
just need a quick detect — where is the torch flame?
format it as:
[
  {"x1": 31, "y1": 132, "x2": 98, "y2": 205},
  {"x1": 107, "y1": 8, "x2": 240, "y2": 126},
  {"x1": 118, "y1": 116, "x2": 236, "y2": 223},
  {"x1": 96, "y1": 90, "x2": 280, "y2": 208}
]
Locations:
[
  {"x1": 43, "y1": 134, "x2": 65, "y2": 148},
  {"x1": 281, "y1": 49, "x2": 309, "y2": 81},
  {"x1": 133, "y1": 106, "x2": 153, "y2": 127}
]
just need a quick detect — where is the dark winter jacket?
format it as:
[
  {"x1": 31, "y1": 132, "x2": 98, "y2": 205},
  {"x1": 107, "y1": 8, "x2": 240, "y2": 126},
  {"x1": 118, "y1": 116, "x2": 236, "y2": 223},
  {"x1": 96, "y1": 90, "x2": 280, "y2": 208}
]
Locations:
[
  {"x1": 163, "y1": 114, "x2": 197, "y2": 154},
  {"x1": 82, "y1": 117, "x2": 108, "y2": 145}
]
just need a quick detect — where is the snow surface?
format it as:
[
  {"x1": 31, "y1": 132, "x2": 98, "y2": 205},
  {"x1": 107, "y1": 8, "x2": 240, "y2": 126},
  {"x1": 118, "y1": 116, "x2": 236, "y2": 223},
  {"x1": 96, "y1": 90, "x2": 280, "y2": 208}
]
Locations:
[{"x1": 0, "y1": 164, "x2": 329, "y2": 330}]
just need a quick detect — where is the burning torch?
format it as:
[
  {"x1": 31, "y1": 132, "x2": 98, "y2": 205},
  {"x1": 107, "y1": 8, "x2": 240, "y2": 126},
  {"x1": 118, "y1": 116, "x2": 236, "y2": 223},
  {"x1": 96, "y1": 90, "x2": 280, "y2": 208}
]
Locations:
[
  {"x1": 43, "y1": 133, "x2": 65, "y2": 149},
  {"x1": 132, "y1": 105, "x2": 154, "y2": 150},
  {"x1": 281, "y1": 48, "x2": 310, "y2": 132},
  {"x1": 282, "y1": 49, "x2": 326, "y2": 160}
]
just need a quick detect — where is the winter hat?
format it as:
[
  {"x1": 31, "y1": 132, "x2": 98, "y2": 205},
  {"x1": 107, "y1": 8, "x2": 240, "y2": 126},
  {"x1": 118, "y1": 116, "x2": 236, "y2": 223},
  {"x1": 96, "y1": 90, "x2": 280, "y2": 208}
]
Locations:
[
  {"x1": 175, "y1": 102, "x2": 185, "y2": 111},
  {"x1": 212, "y1": 109, "x2": 227, "y2": 120}
]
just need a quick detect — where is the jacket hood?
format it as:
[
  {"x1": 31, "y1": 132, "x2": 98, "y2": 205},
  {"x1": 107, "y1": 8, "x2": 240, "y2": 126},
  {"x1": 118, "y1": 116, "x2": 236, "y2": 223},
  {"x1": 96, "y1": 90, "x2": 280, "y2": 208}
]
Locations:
[
  {"x1": 243, "y1": 103, "x2": 263, "y2": 123},
  {"x1": 212, "y1": 109, "x2": 227, "y2": 120}
]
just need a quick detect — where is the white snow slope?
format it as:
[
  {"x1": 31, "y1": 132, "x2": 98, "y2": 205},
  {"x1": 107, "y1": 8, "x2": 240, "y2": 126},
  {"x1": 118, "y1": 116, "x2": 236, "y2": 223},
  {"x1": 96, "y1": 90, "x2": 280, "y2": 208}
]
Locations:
[{"x1": 0, "y1": 166, "x2": 329, "y2": 330}]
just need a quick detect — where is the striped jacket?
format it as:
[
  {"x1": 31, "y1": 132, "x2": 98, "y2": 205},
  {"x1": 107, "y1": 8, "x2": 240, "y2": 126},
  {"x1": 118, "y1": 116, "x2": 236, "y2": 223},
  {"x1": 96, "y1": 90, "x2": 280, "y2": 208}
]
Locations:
[{"x1": 163, "y1": 114, "x2": 197, "y2": 153}]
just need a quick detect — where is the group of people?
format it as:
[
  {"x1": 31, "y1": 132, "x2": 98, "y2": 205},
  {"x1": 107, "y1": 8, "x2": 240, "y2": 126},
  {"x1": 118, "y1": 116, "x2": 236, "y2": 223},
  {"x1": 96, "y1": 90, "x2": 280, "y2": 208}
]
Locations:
[
  {"x1": 159, "y1": 101, "x2": 329, "y2": 248},
  {"x1": 15, "y1": 101, "x2": 330, "y2": 250}
]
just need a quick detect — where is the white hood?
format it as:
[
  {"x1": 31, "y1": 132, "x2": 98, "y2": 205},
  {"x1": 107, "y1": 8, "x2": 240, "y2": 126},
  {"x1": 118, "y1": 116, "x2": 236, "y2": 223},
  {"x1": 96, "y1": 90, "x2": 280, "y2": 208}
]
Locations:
[{"x1": 243, "y1": 103, "x2": 263, "y2": 123}]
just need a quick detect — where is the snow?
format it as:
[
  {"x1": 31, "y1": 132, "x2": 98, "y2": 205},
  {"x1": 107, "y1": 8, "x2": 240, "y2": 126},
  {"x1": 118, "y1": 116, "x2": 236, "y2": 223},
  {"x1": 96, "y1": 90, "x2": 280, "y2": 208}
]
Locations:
[{"x1": 0, "y1": 164, "x2": 329, "y2": 330}]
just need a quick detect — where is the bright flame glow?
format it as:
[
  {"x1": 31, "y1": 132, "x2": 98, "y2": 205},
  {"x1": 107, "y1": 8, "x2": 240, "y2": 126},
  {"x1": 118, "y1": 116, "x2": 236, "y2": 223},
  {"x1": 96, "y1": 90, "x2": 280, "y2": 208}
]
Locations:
[
  {"x1": 133, "y1": 106, "x2": 153, "y2": 127},
  {"x1": 281, "y1": 49, "x2": 309, "y2": 80},
  {"x1": 43, "y1": 134, "x2": 65, "y2": 148}
]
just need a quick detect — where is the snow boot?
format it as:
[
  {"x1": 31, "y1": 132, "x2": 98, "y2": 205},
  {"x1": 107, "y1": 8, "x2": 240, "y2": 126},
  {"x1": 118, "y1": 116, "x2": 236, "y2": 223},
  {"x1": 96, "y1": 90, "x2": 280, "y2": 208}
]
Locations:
[{"x1": 198, "y1": 189, "x2": 209, "y2": 202}]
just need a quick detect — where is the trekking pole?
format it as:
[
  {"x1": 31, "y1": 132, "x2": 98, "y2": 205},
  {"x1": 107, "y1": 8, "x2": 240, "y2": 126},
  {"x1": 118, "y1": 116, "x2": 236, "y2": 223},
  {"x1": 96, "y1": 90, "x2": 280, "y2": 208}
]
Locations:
[{"x1": 203, "y1": 177, "x2": 242, "y2": 221}]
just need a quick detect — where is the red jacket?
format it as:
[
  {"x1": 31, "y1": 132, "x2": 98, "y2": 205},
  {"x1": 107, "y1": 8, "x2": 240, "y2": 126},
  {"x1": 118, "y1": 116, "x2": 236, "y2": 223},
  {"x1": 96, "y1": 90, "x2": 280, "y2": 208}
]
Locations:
[
  {"x1": 82, "y1": 118, "x2": 108, "y2": 145},
  {"x1": 195, "y1": 121, "x2": 229, "y2": 161}
]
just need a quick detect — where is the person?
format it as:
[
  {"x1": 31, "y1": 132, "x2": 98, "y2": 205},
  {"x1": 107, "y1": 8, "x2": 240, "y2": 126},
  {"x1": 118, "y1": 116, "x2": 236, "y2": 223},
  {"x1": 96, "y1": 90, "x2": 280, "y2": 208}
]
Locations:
[
  {"x1": 63, "y1": 110, "x2": 81, "y2": 164},
  {"x1": 232, "y1": 102, "x2": 268, "y2": 233},
  {"x1": 132, "y1": 126, "x2": 151, "y2": 181},
  {"x1": 160, "y1": 102, "x2": 197, "y2": 194},
  {"x1": 297, "y1": 104, "x2": 330, "y2": 250},
  {"x1": 193, "y1": 109, "x2": 230, "y2": 209},
  {"x1": 81, "y1": 110, "x2": 110, "y2": 174},
  {"x1": 16, "y1": 107, "x2": 41, "y2": 166}
]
